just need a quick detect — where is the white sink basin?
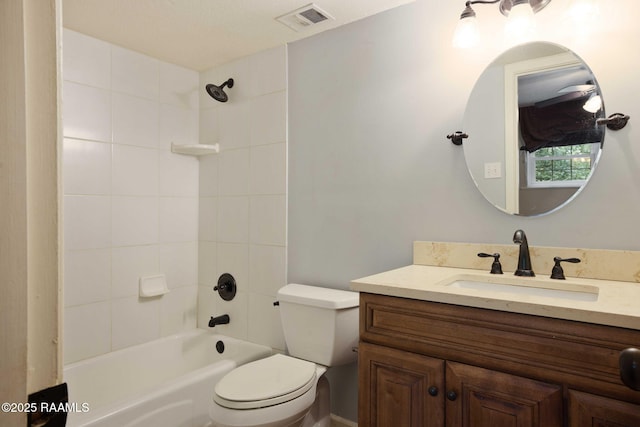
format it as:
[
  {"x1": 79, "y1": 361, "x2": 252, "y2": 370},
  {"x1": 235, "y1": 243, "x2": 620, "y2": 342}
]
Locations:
[{"x1": 446, "y1": 278, "x2": 599, "y2": 302}]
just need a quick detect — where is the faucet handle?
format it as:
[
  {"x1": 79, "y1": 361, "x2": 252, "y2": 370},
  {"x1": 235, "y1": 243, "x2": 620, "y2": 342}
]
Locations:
[
  {"x1": 550, "y1": 257, "x2": 581, "y2": 280},
  {"x1": 478, "y1": 253, "x2": 503, "y2": 275}
]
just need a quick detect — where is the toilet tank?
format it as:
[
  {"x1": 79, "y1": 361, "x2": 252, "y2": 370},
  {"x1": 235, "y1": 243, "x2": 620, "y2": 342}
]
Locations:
[{"x1": 277, "y1": 284, "x2": 359, "y2": 366}]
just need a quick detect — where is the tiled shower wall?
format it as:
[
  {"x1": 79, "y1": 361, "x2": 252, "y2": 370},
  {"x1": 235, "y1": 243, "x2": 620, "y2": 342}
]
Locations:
[
  {"x1": 197, "y1": 46, "x2": 288, "y2": 352},
  {"x1": 62, "y1": 30, "x2": 200, "y2": 364},
  {"x1": 62, "y1": 29, "x2": 289, "y2": 363}
]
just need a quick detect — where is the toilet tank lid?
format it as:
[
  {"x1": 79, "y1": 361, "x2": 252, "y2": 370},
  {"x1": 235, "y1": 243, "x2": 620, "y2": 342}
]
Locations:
[{"x1": 278, "y1": 284, "x2": 359, "y2": 309}]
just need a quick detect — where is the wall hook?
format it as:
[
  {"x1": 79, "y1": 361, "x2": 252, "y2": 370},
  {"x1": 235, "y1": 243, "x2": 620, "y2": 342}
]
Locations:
[
  {"x1": 597, "y1": 113, "x2": 630, "y2": 130},
  {"x1": 447, "y1": 131, "x2": 468, "y2": 146}
]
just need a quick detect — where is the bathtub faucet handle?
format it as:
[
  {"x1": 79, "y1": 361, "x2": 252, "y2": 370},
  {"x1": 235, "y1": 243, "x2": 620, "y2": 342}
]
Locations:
[
  {"x1": 209, "y1": 314, "x2": 230, "y2": 328},
  {"x1": 214, "y1": 273, "x2": 237, "y2": 301}
]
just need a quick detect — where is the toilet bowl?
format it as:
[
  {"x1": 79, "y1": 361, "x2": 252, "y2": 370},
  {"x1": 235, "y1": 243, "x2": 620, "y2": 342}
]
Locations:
[
  {"x1": 210, "y1": 355, "x2": 328, "y2": 427},
  {"x1": 209, "y1": 284, "x2": 359, "y2": 427}
]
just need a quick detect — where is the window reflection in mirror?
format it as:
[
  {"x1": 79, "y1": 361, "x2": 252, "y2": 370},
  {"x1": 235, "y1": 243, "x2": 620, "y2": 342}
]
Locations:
[{"x1": 463, "y1": 42, "x2": 605, "y2": 216}]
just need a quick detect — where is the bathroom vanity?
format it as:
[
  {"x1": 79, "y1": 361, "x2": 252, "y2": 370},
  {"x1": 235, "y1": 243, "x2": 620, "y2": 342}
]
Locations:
[{"x1": 352, "y1": 242, "x2": 640, "y2": 427}]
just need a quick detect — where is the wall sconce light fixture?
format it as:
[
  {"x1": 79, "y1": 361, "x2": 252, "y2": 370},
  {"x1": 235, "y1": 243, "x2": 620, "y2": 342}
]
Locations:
[{"x1": 453, "y1": 0, "x2": 552, "y2": 49}]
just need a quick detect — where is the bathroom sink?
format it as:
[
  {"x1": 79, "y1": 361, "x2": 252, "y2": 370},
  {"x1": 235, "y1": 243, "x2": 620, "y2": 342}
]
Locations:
[{"x1": 445, "y1": 277, "x2": 599, "y2": 302}]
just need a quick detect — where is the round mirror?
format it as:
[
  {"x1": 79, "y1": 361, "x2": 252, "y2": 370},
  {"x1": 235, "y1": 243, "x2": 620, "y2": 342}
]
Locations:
[{"x1": 463, "y1": 42, "x2": 605, "y2": 216}]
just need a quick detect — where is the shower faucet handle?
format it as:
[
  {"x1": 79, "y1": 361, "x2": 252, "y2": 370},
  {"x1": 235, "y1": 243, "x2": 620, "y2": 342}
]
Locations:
[
  {"x1": 213, "y1": 273, "x2": 237, "y2": 301},
  {"x1": 477, "y1": 253, "x2": 503, "y2": 274}
]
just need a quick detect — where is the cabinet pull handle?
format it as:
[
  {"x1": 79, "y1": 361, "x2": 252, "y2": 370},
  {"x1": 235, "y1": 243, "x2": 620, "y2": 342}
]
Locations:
[
  {"x1": 446, "y1": 390, "x2": 458, "y2": 401},
  {"x1": 428, "y1": 386, "x2": 439, "y2": 397}
]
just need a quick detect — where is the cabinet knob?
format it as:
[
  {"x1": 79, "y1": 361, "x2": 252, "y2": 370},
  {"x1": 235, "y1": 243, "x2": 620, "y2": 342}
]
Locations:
[
  {"x1": 620, "y1": 348, "x2": 640, "y2": 391},
  {"x1": 428, "y1": 386, "x2": 439, "y2": 397},
  {"x1": 446, "y1": 390, "x2": 458, "y2": 401}
]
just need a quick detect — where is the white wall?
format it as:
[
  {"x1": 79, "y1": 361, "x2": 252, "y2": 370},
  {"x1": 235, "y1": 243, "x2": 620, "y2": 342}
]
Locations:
[
  {"x1": 62, "y1": 30, "x2": 200, "y2": 364},
  {"x1": 197, "y1": 46, "x2": 288, "y2": 352},
  {"x1": 1, "y1": 2, "x2": 60, "y2": 424},
  {"x1": 288, "y1": 0, "x2": 640, "y2": 421}
]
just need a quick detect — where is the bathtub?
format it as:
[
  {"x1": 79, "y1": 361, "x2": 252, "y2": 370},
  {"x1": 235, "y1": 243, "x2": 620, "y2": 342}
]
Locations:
[{"x1": 64, "y1": 330, "x2": 272, "y2": 427}]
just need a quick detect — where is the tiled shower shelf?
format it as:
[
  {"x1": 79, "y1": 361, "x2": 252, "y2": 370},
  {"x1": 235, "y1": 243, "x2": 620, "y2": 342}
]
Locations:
[{"x1": 171, "y1": 143, "x2": 219, "y2": 156}]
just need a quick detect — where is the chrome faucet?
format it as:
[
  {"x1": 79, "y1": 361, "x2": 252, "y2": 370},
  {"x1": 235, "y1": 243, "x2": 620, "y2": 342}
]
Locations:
[{"x1": 513, "y1": 229, "x2": 535, "y2": 277}]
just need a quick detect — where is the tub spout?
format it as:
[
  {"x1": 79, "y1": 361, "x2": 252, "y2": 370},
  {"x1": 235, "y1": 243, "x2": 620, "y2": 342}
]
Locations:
[{"x1": 209, "y1": 314, "x2": 230, "y2": 328}]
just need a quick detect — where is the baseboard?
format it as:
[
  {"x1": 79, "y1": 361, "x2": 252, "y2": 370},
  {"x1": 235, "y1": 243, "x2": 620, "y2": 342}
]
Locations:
[{"x1": 330, "y1": 414, "x2": 357, "y2": 427}]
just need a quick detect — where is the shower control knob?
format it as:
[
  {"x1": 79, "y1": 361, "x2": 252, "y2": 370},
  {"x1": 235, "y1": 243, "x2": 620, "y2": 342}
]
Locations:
[{"x1": 214, "y1": 273, "x2": 237, "y2": 301}]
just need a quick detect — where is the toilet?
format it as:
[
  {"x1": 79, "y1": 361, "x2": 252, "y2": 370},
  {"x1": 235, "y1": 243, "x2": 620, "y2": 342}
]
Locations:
[{"x1": 209, "y1": 283, "x2": 360, "y2": 427}]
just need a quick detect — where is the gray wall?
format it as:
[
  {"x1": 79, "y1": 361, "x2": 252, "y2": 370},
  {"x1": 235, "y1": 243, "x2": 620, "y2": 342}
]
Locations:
[{"x1": 288, "y1": 0, "x2": 640, "y2": 421}]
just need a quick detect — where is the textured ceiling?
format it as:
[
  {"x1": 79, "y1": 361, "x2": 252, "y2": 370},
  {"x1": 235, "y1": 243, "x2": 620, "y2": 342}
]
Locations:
[{"x1": 62, "y1": 0, "x2": 414, "y2": 71}]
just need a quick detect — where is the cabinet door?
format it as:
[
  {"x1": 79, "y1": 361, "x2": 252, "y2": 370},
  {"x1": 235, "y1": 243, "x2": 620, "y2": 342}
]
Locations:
[
  {"x1": 445, "y1": 362, "x2": 562, "y2": 427},
  {"x1": 359, "y1": 342, "x2": 445, "y2": 427},
  {"x1": 569, "y1": 389, "x2": 640, "y2": 427}
]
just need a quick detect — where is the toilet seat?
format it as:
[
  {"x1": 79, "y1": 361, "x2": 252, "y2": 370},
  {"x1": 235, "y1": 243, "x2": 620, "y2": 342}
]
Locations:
[{"x1": 214, "y1": 354, "x2": 317, "y2": 410}]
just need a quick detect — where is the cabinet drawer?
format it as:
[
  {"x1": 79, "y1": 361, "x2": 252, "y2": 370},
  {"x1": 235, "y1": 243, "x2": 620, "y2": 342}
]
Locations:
[{"x1": 360, "y1": 292, "x2": 640, "y2": 405}]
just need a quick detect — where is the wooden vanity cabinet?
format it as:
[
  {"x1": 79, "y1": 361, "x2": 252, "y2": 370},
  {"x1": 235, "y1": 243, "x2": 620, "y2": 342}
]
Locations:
[{"x1": 358, "y1": 293, "x2": 640, "y2": 427}]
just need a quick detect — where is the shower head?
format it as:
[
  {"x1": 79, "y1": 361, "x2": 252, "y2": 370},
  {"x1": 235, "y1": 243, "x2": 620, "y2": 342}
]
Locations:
[{"x1": 206, "y1": 78, "x2": 234, "y2": 102}]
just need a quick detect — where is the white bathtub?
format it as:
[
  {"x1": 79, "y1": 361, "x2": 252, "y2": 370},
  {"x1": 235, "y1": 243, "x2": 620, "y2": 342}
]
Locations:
[{"x1": 64, "y1": 330, "x2": 272, "y2": 427}]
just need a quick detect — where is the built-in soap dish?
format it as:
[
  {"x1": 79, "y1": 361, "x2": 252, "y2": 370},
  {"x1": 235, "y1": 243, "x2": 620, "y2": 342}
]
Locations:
[{"x1": 139, "y1": 274, "x2": 169, "y2": 298}]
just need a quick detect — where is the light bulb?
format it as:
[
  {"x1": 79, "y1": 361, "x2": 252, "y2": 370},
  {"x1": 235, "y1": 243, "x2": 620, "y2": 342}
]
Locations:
[
  {"x1": 583, "y1": 94, "x2": 602, "y2": 113},
  {"x1": 453, "y1": 15, "x2": 480, "y2": 49},
  {"x1": 504, "y1": 0, "x2": 535, "y2": 44}
]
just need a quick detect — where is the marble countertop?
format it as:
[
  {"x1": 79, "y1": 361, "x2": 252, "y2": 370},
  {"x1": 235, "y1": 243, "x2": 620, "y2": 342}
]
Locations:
[{"x1": 351, "y1": 264, "x2": 640, "y2": 330}]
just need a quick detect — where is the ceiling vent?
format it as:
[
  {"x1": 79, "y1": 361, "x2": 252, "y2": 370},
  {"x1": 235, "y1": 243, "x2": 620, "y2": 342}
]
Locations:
[{"x1": 276, "y1": 3, "x2": 335, "y2": 32}]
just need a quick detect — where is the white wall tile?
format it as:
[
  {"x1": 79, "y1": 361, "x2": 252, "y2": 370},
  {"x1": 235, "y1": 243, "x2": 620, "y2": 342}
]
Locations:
[
  {"x1": 198, "y1": 241, "x2": 217, "y2": 286},
  {"x1": 112, "y1": 196, "x2": 159, "y2": 246},
  {"x1": 248, "y1": 46, "x2": 287, "y2": 97},
  {"x1": 218, "y1": 148, "x2": 249, "y2": 196},
  {"x1": 64, "y1": 195, "x2": 111, "y2": 250},
  {"x1": 111, "y1": 297, "x2": 160, "y2": 350},
  {"x1": 219, "y1": 102, "x2": 250, "y2": 149},
  {"x1": 199, "y1": 155, "x2": 219, "y2": 197},
  {"x1": 199, "y1": 107, "x2": 219, "y2": 146},
  {"x1": 63, "y1": 82, "x2": 111, "y2": 142},
  {"x1": 159, "y1": 104, "x2": 198, "y2": 151},
  {"x1": 249, "y1": 245, "x2": 286, "y2": 296},
  {"x1": 159, "y1": 150, "x2": 199, "y2": 197},
  {"x1": 63, "y1": 29, "x2": 111, "y2": 89},
  {"x1": 112, "y1": 46, "x2": 159, "y2": 100},
  {"x1": 248, "y1": 293, "x2": 286, "y2": 351},
  {"x1": 217, "y1": 196, "x2": 249, "y2": 243},
  {"x1": 197, "y1": 285, "x2": 217, "y2": 329},
  {"x1": 112, "y1": 145, "x2": 159, "y2": 196},
  {"x1": 249, "y1": 195, "x2": 286, "y2": 245},
  {"x1": 64, "y1": 34, "x2": 201, "y2": 358},
  {"x1": 111, "y1": 245, "x2": 160, "y2": 299},
  {"x1": 64, "y1": 249, "x2": 111, "y2": 307},
  {"x1": 112, "y1": 93, "x2": 159, "y2": 148},
  {"x1": 249, "y1": 92, "x2": 286, "y2": 146},
  {"x1": 199, "y1": 197, "x2": 217, "y2": 241},
  {"x1": 160, "y1": 285, "x2": 198, "y2": 336},
  {"x1": 249, "y1": 143, "x2": 286, "y2": 195},
  {"x1": 217, "y1": 243, "x2": 249, "y2": 291},
  {"x1": 198, "y1": 46, "x2": 288, "y2": 345},
  {"x1": 63, "y1": 138, "x2": 111, "y2": 195},
  {"x1": 159, "y1": 197, "x2": 198, "y2": 243},
  {"x1": 159, "y1": 242, "x2": 198, "y2": 288},
  {"x1": 160, "y1": 62, "x2": 199, "y2": 109},
  {"x1": 64, "y1": 302, "x2": 111, "y2": 363}
]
